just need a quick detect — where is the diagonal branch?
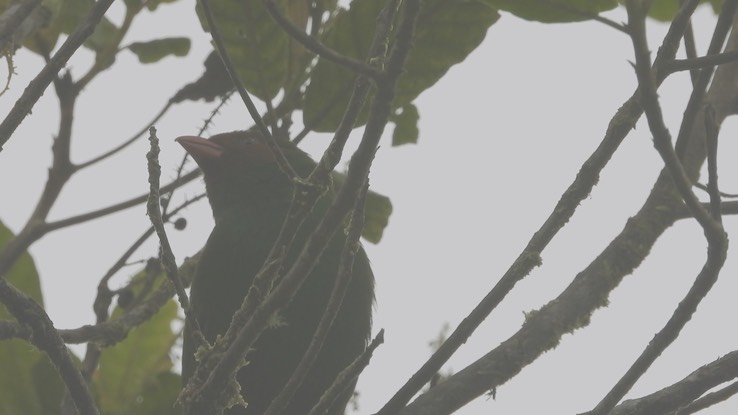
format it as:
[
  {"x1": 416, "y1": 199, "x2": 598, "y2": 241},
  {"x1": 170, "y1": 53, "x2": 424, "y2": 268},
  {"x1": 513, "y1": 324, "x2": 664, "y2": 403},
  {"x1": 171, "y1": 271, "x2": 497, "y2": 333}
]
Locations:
[
  {"x1": 606, "y1": 351, "x2": 738, "y2": 415},
  {"x1": 376, "y1": 1, "x2": 704, "y2": 413}
]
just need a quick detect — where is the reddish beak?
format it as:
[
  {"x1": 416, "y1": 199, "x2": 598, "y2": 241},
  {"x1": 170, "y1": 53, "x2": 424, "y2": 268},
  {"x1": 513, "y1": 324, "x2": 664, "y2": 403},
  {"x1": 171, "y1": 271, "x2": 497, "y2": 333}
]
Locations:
[{"x1": 176, "y1": 135, "x2": 224, "y2": 163}]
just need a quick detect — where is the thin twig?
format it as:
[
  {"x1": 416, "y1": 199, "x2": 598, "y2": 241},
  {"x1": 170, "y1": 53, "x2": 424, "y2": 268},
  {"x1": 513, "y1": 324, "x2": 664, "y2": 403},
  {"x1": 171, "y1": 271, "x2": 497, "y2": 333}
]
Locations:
[
  {"x1": 43, "y1": 169, "x2": 201, "y2": 233},
  {"x1": 694, "y1": 182, "x2": 738, "y2": 198},
  {"x1": 704, "y1": 104, "x2": 721, "y2": 219},
  {"x1": 145, "y1": 128, "x2": 204, "y2": 346},
  {"x1": 666, "y1": 48, "x2": 738, "y2": 74},
  {"x1": 628, "y1": 2, "x2": 716, "y2": 232},
  {"x1": 678, "y1": 0, "x2": 699, "y2": 84},
  {"x1": 671, "y1": 0, "x2": 738, "y2": 159}
]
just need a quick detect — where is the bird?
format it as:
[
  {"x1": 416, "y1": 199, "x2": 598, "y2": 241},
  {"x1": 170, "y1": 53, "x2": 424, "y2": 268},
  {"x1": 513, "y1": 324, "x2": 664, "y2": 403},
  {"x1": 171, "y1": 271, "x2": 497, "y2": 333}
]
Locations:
[{"x1": 177, "y1": 130, "x2": 374, "y2": 415}]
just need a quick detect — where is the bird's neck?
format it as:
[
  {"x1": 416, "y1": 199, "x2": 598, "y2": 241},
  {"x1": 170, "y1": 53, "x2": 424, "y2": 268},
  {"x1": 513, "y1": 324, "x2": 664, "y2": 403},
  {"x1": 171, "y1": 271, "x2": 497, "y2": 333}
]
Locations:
[{"x1": 208, "y1": 178, "x2": 294, "y2": 225}]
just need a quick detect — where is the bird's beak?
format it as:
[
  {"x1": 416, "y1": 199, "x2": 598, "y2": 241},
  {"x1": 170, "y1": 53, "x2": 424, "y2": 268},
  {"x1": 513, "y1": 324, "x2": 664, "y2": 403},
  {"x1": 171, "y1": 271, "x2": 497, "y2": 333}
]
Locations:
[{"x1": 176, "y1": 135, "x2": 224, "y2": 163}]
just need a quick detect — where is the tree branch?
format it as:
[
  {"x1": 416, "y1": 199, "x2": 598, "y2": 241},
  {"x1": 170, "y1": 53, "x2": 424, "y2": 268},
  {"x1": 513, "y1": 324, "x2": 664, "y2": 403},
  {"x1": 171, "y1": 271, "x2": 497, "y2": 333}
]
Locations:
[
  {"x1": 603, "y1": 351, "x2": 738, "y2": 415},
  {"x1": 377, "y1": 2, "x2": 704, "y2": 413}
]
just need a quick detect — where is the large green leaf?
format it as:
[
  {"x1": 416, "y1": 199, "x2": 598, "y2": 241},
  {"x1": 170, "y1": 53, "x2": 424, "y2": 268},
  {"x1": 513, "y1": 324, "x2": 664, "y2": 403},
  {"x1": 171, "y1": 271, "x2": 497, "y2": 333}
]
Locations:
[
  {"x1": 93, "y1": 295, "x2": 179, "y2": 415},
  {"x1": 303, "y1": 0, "x2": 499, "y2": 132},
  {"x1": 0, "y1": 220, "x2": 65, "y2": 415},
  {"x1": 133, "y1": 372, "x2": 181, "y2": 415},
  {"x1": 489, "y1": 0, "x2": 617, "y2": 23},
  {"x1": 196, "y1": 0, "x2": 294, "y2": 100}
]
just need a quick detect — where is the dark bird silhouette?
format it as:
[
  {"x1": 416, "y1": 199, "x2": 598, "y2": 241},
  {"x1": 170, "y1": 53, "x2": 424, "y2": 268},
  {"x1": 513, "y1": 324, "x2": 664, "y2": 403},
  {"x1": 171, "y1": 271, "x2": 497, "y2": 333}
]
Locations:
[{"x1": 177, "y1": 131, "x2": 374, "y2": 415}]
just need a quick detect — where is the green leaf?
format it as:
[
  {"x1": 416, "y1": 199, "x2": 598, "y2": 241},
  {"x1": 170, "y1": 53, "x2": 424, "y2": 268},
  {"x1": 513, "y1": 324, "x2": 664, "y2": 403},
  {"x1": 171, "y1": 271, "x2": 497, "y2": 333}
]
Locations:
[
  {"x1": 0, "y1": 223, "x2": 42, "y2": 306},
  {"x1": 127, "y1": 371, "x2": 181, "y2": 415},
  {"x1": 30, "y1": 355, "x2": 67, "y2": 415},
  {"x1": 362, "y1": 188, "x2": 393, "y2": 244},
  {"x1": 83, "y1": 16, "x2": 118, "y2": 52},
  {"x1": 303, "y1": 0, "x2": 381, "y2": 131},
  {"x1": 196, "y1": 0, "x2": 293, "y2": 100},
  {"x1": 128, "y1": 37, "x2": 191, "y2": 64},
  {"x1": 0, "y1": 220, "x2": 65, "y2": 415},
  {"x1": 391, "y1": 104, "x2": 419, "y2": 146},
  {"x1": 489, "y1": 0, "x2": 617, "y2": 23},
  {"x1": 304, "y1": 0, "x2": 499, "y2": 132},
  {"x1": 395, "y1": 0, "x2": 499, "y2": 107},
  {"x1": 124, "y1": 0, "x2": 181, "y2": 12},
  {"x1": 93, "y1": 296, "x2": 179, "y2": 415}
]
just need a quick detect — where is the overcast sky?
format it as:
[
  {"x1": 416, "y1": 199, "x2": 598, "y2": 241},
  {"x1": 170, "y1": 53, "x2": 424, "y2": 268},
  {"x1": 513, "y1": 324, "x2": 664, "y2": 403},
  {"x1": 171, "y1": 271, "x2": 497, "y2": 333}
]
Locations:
[{"x1": 2, "y1": 2, "x2": 738, "y2": 414}]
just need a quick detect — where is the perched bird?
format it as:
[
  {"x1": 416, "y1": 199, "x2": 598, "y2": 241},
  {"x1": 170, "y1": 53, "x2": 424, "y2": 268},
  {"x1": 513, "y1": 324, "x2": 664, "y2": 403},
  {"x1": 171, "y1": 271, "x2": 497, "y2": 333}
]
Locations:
[{"x1": 177, "y1": 131, "x2": 374, "y2": 415}]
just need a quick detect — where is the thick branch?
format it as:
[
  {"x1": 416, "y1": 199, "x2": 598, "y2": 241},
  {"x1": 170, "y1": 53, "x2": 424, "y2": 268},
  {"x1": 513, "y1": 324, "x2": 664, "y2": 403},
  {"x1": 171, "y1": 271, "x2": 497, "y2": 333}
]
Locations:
[{"x1": 377, "y1": 2, "x2": 703, "y2": 413}]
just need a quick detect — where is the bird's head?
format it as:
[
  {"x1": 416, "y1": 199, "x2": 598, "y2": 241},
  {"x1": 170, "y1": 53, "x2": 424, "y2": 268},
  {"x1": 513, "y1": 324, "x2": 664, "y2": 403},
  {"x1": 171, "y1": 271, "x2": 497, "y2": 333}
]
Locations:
[{"x1": 176, "y1": 130, "x2": 303, "y2": 220}]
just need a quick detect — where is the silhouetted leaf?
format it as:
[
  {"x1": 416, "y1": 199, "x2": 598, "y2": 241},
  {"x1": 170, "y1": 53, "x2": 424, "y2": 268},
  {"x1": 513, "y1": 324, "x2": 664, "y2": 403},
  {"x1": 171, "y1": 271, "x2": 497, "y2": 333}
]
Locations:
[
  {"x1": 391, "y1": 104, "x2": 419, "y2": 146},
  {"x1": 93, "y1": 293, "x2": 178, "y2": 415},
  {"x1": 128, "y1": 37, "x2": 191, "y2": 64}
]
